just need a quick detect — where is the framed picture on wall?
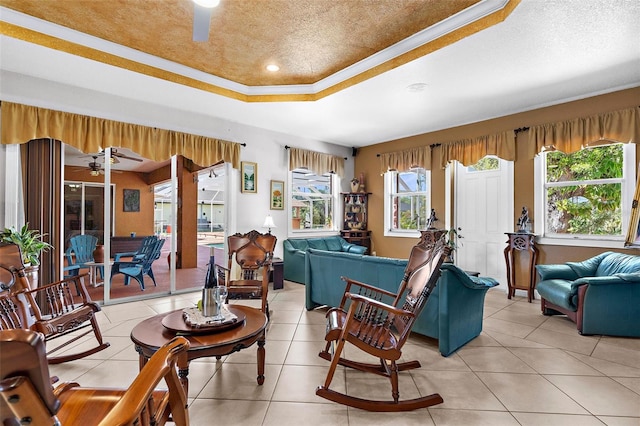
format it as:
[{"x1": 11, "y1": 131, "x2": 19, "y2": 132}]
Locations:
[
  {"x1": 123, "y1": 189, "x2": 140, "y2": 212},
  {"x1": 270, "y1": 180, "x2": 284, "y2": 210},
  {"x1": 241, "y1": 161, "x2": 257, "y2": 193}
]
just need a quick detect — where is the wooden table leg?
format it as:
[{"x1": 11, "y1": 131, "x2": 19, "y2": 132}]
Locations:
[
  {"x1": 177, "y1": 352, "x2": 190, "y2": 397},
  {"x1": 257, "y1": 334, "x2": 265, "y2": 385}
]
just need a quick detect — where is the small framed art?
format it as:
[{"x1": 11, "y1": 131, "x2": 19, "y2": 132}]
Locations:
[
  {"x1": 241, "y1": 161, "x2": 257, "y2": 193},
  {"x1": 123, "y1": 189, "x2": 140, "y2": 212},
  {"x1": 270, "y1": 180, "x2": 284, "y2": 210}
]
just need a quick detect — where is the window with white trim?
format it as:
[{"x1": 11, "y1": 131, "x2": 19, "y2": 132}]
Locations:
[
  {"x1": 384, "y1": 168, "x2": 431, "y2": 236},
  {"x1": 290, "y1": 168, "x2": 335, "y2": 232},
  {"x1": 534, "y1": 142, "x2": 635, "y2": 246}
]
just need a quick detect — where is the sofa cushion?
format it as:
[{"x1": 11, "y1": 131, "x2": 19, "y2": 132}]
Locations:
[
  {"x1": 307, "y1": 238, "x2": 329, "y2": 251},
  {"x1": 594, "y1": 252, "x2": 640, "y2": 276},
  {"x1": 536, "y1": 279, "x2": 577, "y2": 311},
  {"x1": 287, "y1": 239, "x2": 308, "y2": 251},
  {"x1": 324, "y1": 237, "x2": 344, "y2": 252}
]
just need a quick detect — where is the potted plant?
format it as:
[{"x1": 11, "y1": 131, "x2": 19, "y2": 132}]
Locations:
[
  {"x1": 1, "y1": 223, "x2": 53, "y2": 267},
  {"x1": 444, "y1": 227, "x2": 463, "y2": 263}
]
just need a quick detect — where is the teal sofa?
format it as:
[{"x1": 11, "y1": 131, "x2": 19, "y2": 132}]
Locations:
[
  {"x1": 536, "y1": 251, "x2": 640, "y2": 337},
  {"x1": 305, "y1": 248, "x2": 498, "y2": 356},
  {"x1": 283, "y1": 236, "x2": 367, "y2": 283}
]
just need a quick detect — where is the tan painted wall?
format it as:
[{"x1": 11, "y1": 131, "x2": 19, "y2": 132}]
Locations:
[{"x1": 356, "y1": 87, "x2": 640, "y2": 267}]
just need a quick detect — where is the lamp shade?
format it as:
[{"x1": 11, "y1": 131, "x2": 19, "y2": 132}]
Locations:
[{"x1": 263, "y1": 215, "x2": 276, "y2": 230}]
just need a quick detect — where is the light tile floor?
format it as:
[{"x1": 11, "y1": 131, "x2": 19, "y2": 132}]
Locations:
[{"x1": 50, "y1": 282, "x2": 640, "y2": 425}]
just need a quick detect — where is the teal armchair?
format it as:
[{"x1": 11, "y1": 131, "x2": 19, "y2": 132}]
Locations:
[{"x1": 536, "y1": 251, "x2": 640, "y2": 336}]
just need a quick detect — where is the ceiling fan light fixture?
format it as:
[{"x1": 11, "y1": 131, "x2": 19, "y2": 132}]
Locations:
[
  {"x1": 90, "y1": 170, "x2": 100, "y2": 176},
  {"x1": 193, "y1": 0, "x2": 220, "y2": 8},
  {"x1": 266, "y1": 64, "x2": 280, "y2": 72}
]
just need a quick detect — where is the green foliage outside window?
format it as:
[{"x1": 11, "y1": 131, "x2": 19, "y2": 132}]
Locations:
[
  {"x1": 468, "y1": 157, "x2": 499, "y2": 171},
  {"x1": 545, "y1": 145, "x2": 623, "y2": 235}
]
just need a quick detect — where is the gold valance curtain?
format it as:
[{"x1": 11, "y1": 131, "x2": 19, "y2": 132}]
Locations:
[
  {"x1": 289, "y1": 147, "x2": 345, "y2": 177},
  {"x1": 1, "y1": 102, "x2": 241, "y2": 169},
  {"x1": 441, "y1": 131, "x2": 516, "y2": 168},
  {"x1": 379, "y1": 146, "x2": 431, "y2": 174},
  {"x1": 527, "y1": 107, "x2": 640, "y2": 158}
]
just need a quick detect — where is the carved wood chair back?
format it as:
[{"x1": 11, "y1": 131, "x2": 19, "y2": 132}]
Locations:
[
  {"x1": 0, "y1": 328, "x2": 189, "y2": 426},
  {"x1": 0, "y1": 242, "x2": 110, "y2": 364}
]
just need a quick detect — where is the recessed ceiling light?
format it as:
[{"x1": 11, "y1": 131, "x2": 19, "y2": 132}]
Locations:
[
  {"x1": 406, "y1": 83, "x2": 429, "y2": 93},
  {"x1": 193, "y1": 0, "x2": 220, "y2": 8},
  {"x1": 266, "y1": 64, "x2": 280, "y2": 72}
]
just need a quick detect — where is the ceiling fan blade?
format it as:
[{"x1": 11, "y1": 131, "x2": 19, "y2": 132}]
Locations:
[{"x1": 193, "y1": 3, "x2": 213, "y2": 42}]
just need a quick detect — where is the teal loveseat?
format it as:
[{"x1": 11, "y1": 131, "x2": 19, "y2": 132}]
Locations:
[
  {"x1": 536, "y1": 251, "x2": 640, "y2": 337},
  {"x1": 305, "y1": 248, "x2": 498, "y2": 356},
  {"x1": 283, "y1": 236, "x2": 367, "y2": 283}
]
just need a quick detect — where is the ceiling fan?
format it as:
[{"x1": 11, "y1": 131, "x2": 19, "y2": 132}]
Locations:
[
  {"x1": 88, "y1": 156, "x2": 105, "y2": 176},
  {"x1": 87, "y1": 148, "x2": 143, "y2": 164},
  {"x1": 192, "y1": 0, "x2": 220, "y2": 42}
]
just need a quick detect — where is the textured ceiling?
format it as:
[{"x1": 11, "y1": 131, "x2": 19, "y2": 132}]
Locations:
[
  {"x1": 0, "y1": 0, "x2": 479, "y2": 86},
  {"x1": 1, "y1": 0, "x2": 638, "y2": 153}
]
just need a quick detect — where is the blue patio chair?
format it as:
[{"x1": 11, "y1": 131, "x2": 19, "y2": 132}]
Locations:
[
  {"x1": 113, "y1": 235, "x2": 158, "y2": 261},
  {"x1": 110, "y1": 238, "x2": 165, "y2": 290},
  {"x1": 65, "y1": 234, "x2": 103, "y2": 280}
]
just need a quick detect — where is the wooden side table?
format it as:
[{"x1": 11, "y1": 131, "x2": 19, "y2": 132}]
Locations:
[
  {"x1": 504, "y1": 232, "x2": 539, "y2": 302},
  {"x1": 270, "y1": 257, "x2": 284, "y2": 290}
]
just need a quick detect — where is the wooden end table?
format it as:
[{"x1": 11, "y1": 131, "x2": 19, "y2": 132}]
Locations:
[{"x1": 130, "y1": 304, "x2": 268, "y2": 395}]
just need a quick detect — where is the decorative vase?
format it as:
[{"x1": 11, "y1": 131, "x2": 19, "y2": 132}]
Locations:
[
  {"x1": 93, "y1": 245, "x2": 105, "y2": 263},
  {"x1": 350, "y1": 180, "x2": 360, "y2": 193},
  {"x1": 22, "y1": 265, "x2": 38, "y2": 290}
]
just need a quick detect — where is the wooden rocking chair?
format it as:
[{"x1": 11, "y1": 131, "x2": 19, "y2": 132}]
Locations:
[
  {"x1": 216, "y1": 230, "x2": 277, "y2": 316},
  {"x1": 316, "y1": 233, "x2": 449, "y2": 411},
  {"x1": 0, "y1": 242, "x2": 110, "y2": 364},
  {"x1": 0, "y1": 328, "x2": 189, "y2": 426}
]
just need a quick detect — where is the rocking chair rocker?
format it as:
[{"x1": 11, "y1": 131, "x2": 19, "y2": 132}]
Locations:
[
  {"x1": 0, "y1": 242, "x2": 110, "y2": 364},
  {"x1": 316, "y1": 233, "x2": 449, "y2": 411}
]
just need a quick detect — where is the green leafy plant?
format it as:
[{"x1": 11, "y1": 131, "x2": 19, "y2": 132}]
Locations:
[
  {"x1": 444, "y1": 227, "x2": 463, "y2": 262},
  {"x1": 1, "y1": 223, "x2": 53, "y2": 266}
]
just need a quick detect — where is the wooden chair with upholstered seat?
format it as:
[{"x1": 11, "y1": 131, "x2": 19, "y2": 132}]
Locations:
[
  {"x1": 316, "y1": 232, "x2": 449, "y2": 411},
  {"x1": 0, "y1": 328, "x2": 189, "y2": 426},
  {"x1": 0, "y1": 242, "x2": 110, "y2": 364},
  {"x1": 216, "y1": 230, "x2": 277, "y2": 316}
]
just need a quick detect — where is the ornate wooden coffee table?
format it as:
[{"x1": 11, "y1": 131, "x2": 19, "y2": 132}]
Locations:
[{"x1": 130, "y1": 304, "x2": 267, "y2": 395}]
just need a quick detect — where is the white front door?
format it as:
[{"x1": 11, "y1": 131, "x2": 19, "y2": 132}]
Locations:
[{"x1": 453, "y1": 157, "x2": 513, "y2": 285}]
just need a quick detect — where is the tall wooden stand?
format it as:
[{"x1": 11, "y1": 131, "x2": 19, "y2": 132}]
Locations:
[
  {"x1": 503, "y1": 232, "x2": 539, "y2": 303},
  {"x1": 341, "y1": 193, "x2": 371, "y2": 253}
]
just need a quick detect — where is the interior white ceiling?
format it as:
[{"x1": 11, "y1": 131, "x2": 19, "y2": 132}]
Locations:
[{"x1": 1, "y1": 0, "x2": 639, "y2": 156}]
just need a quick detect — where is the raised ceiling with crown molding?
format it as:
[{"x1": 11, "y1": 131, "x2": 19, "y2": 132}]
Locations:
[{"x1": 0, "y1": 0, "x2": 638, "y2": 148}]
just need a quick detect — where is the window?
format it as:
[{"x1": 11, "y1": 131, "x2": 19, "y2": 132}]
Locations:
[
  {"x1": 535, "y1": 142, "x2": 635, "y2": 246},
  {"x1": 467, "y1": 156, "x2": 499, "y2": 172},
  {"x1": 384, "y1": 168, "x2": 430, "y2": 236},
  {"x1": 290, "y1": 169, "x2": 335, "y2": 232},
  {"x1": 63, "y1": 181, "x2": 115, "y2": 247}
]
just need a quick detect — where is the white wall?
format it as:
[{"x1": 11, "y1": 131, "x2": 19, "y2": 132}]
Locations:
[{"x1": 0, "y1": 73, "x2": 354, "y2": 257}]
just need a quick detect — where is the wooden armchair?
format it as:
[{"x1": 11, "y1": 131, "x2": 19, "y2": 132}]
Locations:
[
  {"x1": 0, "y1": 328, "x2": 189, "y2": 426},
  {"x1": 110, "y1": 238, "x2": 165, "y2": 290},
  {"x1": 316, "y1": 233, "x2": 449, "y2": 411},
  {"x1": 216, "y1": 230, "x2": 277, "y2": 316},
  {"x1": 0, "y1": 242, "x2": 110, "y2": 364}
]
